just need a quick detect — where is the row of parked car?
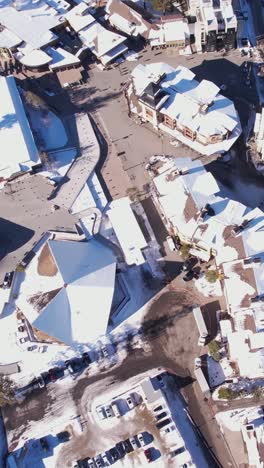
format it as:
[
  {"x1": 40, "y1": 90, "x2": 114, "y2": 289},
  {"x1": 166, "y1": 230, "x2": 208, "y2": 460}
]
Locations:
[
  {"x1": 32, "y1": 353, "x2": 92, "y2": 388},
  {"x1": 96, "y1": 394, "x2": 137, "y2": 420},
  {"x1": 75, "y1": 433, "x2": 151, "y2": 467}
]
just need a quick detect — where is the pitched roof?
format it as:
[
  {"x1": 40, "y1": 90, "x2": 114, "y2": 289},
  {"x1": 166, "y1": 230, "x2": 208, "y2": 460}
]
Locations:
[{"x1": 17, "y1": 239, "x2": 117, "y2": 345}]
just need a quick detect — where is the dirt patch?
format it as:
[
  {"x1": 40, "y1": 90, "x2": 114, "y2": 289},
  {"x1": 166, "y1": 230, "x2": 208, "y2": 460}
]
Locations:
[
  {"x1": 183, "y1": 193, "x2": 198, "y2": 223},
  {"x1": 37, "y1": 243, "x2": 58, "y2": 277},
  {"x1": 27, "y1": 288, "x2": 61, "y2": 313}
]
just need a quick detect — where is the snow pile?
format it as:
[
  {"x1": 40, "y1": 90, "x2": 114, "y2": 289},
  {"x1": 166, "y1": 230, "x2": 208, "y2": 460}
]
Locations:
[
  {"x1": 123, "y1": 50, "x2": 139, "y2": 61},
  {"x1": 27, "y1": 107, "x2": 68, "y2": 151},
  {"x1": 40, "y1": 148, "x2": 76, "y2": 182},
  {"x1": 194, "y1": 273, "x2": 222, "y2": 297}
]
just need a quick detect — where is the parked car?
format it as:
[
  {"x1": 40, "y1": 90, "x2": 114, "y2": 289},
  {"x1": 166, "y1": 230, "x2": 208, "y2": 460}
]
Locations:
[
  {"x1": 194, "y1": 357, "x2": 202, "y2": 369},
  {"x1": 144, "y1": 448, "x2": 153, "y2": 463},
  {"x1": 36, "y1": 375, "x2": 45, "y2": 388},
  {"x1": 115, "y1": 442, "x2": 126, "y2": 458},
  {"x1": 104, "y1": 405, "x2": 114, "y2": 418},
  {"x1": 97, "y1": 406, "x2": 106, "y2": 420},
  {"x1": 136, "y1": 433, "x2": 145, "y2": 447},
  {"x1": 101, "y1": 345, "x2": 108, "y2": 358},
  {"x1": 40, "y1": 437, "x2": 49, "y2": 452},
  {"x1": 160, "y1": 424, "x2": 176, "y2": 436},
  {"x1": 153, "y1": 404, "x2": 164, "y2": 412},
  {"x1": 111, "y1": 401, "x2": 121, "y2": 417},
  {"x1": 2, "y1": 271, "x2": 14, "y2": 288},
  {"x1": 156, "y1": 418, "x2": 172, "y2": 430},
  {"x1": 182, "y1": 270, "x2": 196, "y2": 282},
  {"x1": 56, "y1": 431, "x2": 70, "y2": 442},
  {"x1": 129, "y1": 436, "x2": 139, "y2": 450},
  {"x1": 48, "y1": 367, "x2": 63, "y2": 382},
  {"x1": 76, "y1": 459, "x2": 93, "y2": 468},
  {"x1": 101, "y1": 453, "x2": 110, "y2": 466},
  {"x1": 155, "y1": 411, "x2": 167, "y2": 421},
  {"x1": 126, "y1": 395, "x2": 135, "y2": 410},
  {"x1": 19, "y1": 337, "x2": 28, "y2": 344},
  {"x1": 82, "y1": 352, "x2": 91, "y2": 366},
  {"x1": 65, "y1": 358, "x2": 83, "y2": 374},
  {"x1": 94, "y1": 456, "x2": 103, "y2": 468},
  {"x1": 108, "y1": 448, "x2": 119, "y2": 462},
  {"x1": 156, "y1": 374, "x2": 165, "y2": 388},
  {"x1": 123, "y1": 439, "x2": 133, "y2": 453}
]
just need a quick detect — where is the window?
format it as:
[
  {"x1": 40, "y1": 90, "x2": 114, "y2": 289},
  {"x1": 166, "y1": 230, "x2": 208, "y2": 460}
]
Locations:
[{"x1": 146, "y1": 108, "x2": 153, "y2": 119}]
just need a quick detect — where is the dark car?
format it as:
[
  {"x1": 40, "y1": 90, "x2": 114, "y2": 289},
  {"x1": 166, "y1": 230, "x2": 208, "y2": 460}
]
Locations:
[
  {"x1": 82, "y1": 352, "x2": 91, "y2": 366},
  {"x1": 40, "y1": 437, "x2": 49, "y2": 452},
  {"x1": 155, "y1": 411, "x2": 167, "y2": 421},
  {"x1": 115, "y1": 442, "x2": 126, "y2": 458},
  {"x1": 56, "y1": 431, "x2": 70, "y2": 442},
  {"x1": 65, "y1": 358, "x2": 83, "y2": 374},
  {"x1": 123, "y1": 439, "x2": 134, "y2": 453},
  {"x1": 156, "y1": 418, "x2": 172, "y2": 430},
  {"x1": 144, "y1": 448, "x2": 153, "y2": 463},
  {"x1": 108, "y1": 448, "x2": 119, "y2": 462},
  {"x1": 2, "y1": 271, "x2": 14, "y2": 289},
  {"x1": 182, "y1": 270, "x2": 195, "y2": 282},
  {"x1": 76, "y1": 458, "x2": 91, "y2": 468},
  {"x1": 48, "y1": 367, "x2": 64, "y2": 382}
]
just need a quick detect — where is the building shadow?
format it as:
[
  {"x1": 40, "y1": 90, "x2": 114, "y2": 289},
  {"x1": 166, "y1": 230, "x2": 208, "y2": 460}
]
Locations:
[{"x1": 0, "y1": 218, "x2": 34, "y2": 262}]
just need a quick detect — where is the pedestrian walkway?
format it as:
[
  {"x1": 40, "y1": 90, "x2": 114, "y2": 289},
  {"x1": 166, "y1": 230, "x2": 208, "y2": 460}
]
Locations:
[{"x1": 51, "y1": 113, "x2": 100, "y2": 210}]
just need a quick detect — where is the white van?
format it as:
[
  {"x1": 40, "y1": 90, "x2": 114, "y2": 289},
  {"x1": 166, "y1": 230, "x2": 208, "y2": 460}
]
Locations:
[{"x1": 111, "y1": 401, "x2": 121, "y2": 418}]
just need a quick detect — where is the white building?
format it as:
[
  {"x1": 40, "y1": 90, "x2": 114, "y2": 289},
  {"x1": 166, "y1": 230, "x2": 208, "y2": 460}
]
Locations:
[
  {"x1": 184, "y1": 0, "x2": 237, "y2": 52},
  {"x1": 65, "y1": 1, "x2": 128, "y2": 67},
  {"x1": 107, "y1": 197, "x2": 148, "y2": 266},
  {"x1": 127, "y1": 62, "x2": 241, "y2": 155},
  {"x1": 16, "y1": 238, "x2": 117, "y2": 345},
  {"x1": 0, "y1": 0, "x2": 70, "y2": 68},
  {"x1": 0, "y1": 75, "x2": 39, "y2": 182}
]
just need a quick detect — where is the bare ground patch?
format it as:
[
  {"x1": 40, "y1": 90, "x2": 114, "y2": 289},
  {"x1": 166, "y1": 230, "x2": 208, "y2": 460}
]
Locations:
[{"x1": 37, "y1": 243, "x2": 58, "y2": 277}]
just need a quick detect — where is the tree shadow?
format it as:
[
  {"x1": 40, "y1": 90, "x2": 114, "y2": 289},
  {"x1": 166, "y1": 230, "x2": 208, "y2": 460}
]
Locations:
[{"x1": 0, "y1": 113, "x2": 17, "y2": 129}]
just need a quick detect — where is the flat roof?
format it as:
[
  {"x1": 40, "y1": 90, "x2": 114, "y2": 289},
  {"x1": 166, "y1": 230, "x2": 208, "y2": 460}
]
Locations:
[
  {"x1": 19, "y1": 49, "x2": 53, "y2": 67},
  {"x1": 0, "y1": 76, "x2": 39, "y2": 180},
  {"x1": 47, "y1": 46, "x2": 81, "y2": 70},
  {"x1": 0, "y1": 1, "x2": 64, "y2": 49},
  {"x1": 65, "y1": 2, "x2": 96, "y2": 32},
  {"x1": 107, "y1": 197, "x2": 147, "y2": 265}
]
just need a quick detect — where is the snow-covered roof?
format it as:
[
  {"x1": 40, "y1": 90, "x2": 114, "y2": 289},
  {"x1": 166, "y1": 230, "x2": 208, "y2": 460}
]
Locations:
[
  {"x1": 107, "y1": 197, "x2": 147, "y2": 265},
  {"x1": 0, "y1": 27, "x2": 22, "y2": 48},
  {"x1": 65, "y1": 2, "x2": 96, "y2": 32},
  {"x1": 18, "y1": 48, "x2": 52, "y2": 67},
  {"x1": 249, "y1": 332, "x2": 264, "y2": 350},
  {"x1": 228, "y1": 330, "x2": 264, "y2": 378},
  {"x1": 0, "y1": 0, "x2": 65, "y2": 50},
  {"x1": 16, "y1": 238, "x2": 117, "y2": 345},
  {"x1": 106, "y1": 0, "x2": 153, "y2": 39},
  {"x1": 47, "y1": 46, "x2": 81, "y2": 69},
  {"x1": 79, "y1": 21, "x2": 127, "y2": 63},
  {"x1": 0, "y1": 75, "x2": 39, "y2": 180},
  {"x1": 130, "y1": 62, "x2": 241, "y2": 153},
  {"x1": 163, "y1": 20, "x2": 189, "y2": 42}
]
